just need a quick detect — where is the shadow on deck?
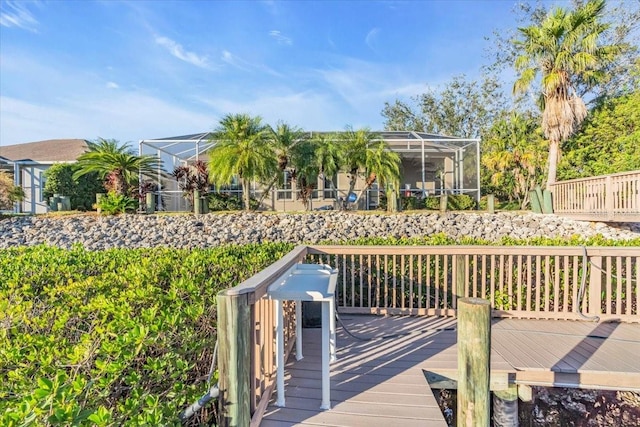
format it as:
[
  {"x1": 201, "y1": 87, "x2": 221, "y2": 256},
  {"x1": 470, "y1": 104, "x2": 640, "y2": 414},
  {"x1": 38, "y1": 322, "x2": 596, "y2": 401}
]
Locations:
[{"x1": 260, "y1": 315, "x2": 640, "y2": 427}]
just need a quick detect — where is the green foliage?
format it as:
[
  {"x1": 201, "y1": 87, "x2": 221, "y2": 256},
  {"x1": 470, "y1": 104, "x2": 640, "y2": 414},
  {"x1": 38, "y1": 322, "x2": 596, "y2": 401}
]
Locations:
[
  {"x1": 208, "y1": 193, "x2": 259, "y2": 211},
  {"x1": 43, "y1": 163, "x2": 104, "y2": 211},
  {"x1": 512, "y1": 0, "x2": 621, "y2": 186},
  {"x1": 74, "y1": 138, "x2": 160, "y2": 197},
  {"x1": 325, "y1": 233, "x2": 640, "y2": 247},
  {"x1": 97, "y1": 192, "x2": 137, "y2": 215},
  {"x1": 0, "y1": 171, "x2": 24, "y2": 210},
  {"x1": 382, "y1": 75, "x2": 507, "y2": 139},
  {"x1": 208, "y1": 114, "x2": 277, "y2": 211},
  {"x1": 558, "y1": 91, "x2": 640, "y2": 179},
  {"x1": 447, "y1": 194, "x2": 475, "y2": 210},
  {"x1": 481, "y1": 112, "x2": 547, "y2": 208},
  {"x1": 0, "y1": 243, "x2": 293, "y2": 426}
]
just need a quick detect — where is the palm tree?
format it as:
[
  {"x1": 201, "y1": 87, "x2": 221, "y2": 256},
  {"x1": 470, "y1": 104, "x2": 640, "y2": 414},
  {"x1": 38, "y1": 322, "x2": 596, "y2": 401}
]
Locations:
[
  {"x1": 513, "y1": 0, "x2": 620, "y2": 188},
  {"x1": 207, "y1": 113, "x2": 277, "y2": 211},
  {"x1": 73, "y1": 138, "x2": 160, "y2": 196},
  {"x1": 313, "y1": 133, "x2": 343, "y2": 201},
  {"x1": 340, "y1": 128, "x2": 401, "y2": 211}
]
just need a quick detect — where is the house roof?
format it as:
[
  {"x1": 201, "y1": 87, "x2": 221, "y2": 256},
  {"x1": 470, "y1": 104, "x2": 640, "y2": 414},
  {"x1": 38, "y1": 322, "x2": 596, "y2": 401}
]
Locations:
[{"x1": 0, "y1": 139, "x2": 89, "y2": 162}]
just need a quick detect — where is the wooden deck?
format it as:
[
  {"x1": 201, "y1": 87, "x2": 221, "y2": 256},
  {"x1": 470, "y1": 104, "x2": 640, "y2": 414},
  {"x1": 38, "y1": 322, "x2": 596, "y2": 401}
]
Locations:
[{"x1": 260, "y1": 315, "x2": 640, "y2": 426}]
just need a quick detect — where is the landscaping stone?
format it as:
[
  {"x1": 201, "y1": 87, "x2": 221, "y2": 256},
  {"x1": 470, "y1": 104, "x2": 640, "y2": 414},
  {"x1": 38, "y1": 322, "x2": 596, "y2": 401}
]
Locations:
[{"x1": 0, "y1": 212, "x2": 638, "y2": 250}]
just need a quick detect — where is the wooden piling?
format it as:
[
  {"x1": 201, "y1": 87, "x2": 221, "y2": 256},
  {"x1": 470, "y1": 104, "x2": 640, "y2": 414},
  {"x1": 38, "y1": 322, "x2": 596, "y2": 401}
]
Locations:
[
  {"x1": 457, "y1": 297, "x2": 491, "y2": 427},
  {"x1": 217, "y1": 292, "x2": 251, "y2": 427},
  {"x1": 493, "y1": 385, "x2": 519, "y2": 427},
  {"x1": 440, "y1": 194, "x2": 448, "y2": 212},
  {"x1": 145, "y1": 192, "x2": 155, "y2": 214},
  {"x1": 487, "y1": 195, "x2": 495, "y2": 214},
  {"x1": 194, "y1": 190, "x2": 201, "y2": 215}
]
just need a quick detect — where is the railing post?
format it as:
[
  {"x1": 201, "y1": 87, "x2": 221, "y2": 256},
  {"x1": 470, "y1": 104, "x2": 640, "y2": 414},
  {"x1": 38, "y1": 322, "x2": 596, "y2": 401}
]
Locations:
[
  {"x1": 455, "y1": 254, "x2": 466, "y2": 308},
  {"x1": 218, "y1": 291, "x2": 251, "y2": 427},
  {"x1": 589, "y1": 256, "x2": 603, "y2": 317},
  {"x1": 605, "y1": 176, "x2": 614, "y2": 221},
  {"x1": 457, "y1": 297, "x2": 491, "y2": 427}
]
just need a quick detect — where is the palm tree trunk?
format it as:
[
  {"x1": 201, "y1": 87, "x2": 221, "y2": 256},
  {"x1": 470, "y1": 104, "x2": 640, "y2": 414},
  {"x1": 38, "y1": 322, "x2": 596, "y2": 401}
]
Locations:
[
  {"x1": 546, "y1": 141, "x2": 560, "y2": 189},
  {"x1": 242, "y1": 179, "x2": 251, "y2": 211}
]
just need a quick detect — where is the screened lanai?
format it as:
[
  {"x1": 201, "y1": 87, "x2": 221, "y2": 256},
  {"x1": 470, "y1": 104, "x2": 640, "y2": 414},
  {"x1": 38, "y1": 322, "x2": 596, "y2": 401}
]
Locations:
[{"x1": 139, "y1": 131, "x2": 480, "y2": 212}]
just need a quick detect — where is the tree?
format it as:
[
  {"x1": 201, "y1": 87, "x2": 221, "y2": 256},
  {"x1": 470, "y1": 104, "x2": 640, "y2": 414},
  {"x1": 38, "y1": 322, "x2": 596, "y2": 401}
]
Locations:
[
  {"x1": 340, "y1": 128, "x2": 401, "y2": 210},
  {"x1": 481, "y1": 112, "x2": 547, "y2": 208},
  {"x1": 172, "y1": 160, "x2": 209, "y2": 207},
  {"x1": 558, "y1": 89, "x2": 640, "y2": 179},
  {"x1": 43, "y1": 163, "x2": 104, "y2": 210},
  {"x1": 207, "y1": 114, "x2": 277, "y2": 211},
  {"x1": 512, "y1": 0, "x2": 621, "y2": 188},
  {"x1": 382, "y1": 75, "x2": 508, "y2": 139},
  {"x1": 0, "y1": 171, "x2": 24, "y2": 210},
  {"x1": 74, "y1": 138, "x2": 160, "y2": 196}
]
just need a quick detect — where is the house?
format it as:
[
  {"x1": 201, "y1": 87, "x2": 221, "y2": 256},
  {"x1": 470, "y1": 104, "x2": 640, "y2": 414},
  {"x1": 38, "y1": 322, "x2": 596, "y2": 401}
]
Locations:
[
  {"x1": 140, "y1": 131, "x2": 481, "y2": 212},
  {"x1": 0, "y1": 139, "x2": 90, "y2": 214}
]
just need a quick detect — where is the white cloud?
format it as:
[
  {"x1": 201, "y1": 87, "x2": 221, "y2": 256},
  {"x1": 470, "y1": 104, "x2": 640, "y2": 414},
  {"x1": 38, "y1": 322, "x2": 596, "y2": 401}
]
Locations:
[
  {"x1": 194, "y1": 91, "x2": 342, "y2": 130},
  {"x1": 0, "y1": 93, "x2": 216, "y2": 145},
  {"x1": 269, "y1": 30, "x2": 292, "y2": 46},
  {"x1": 365, "y1": 28, "x2": 380, "y2": 51},
  {"x1": 155, "y1": 36, "x2": 211, "y2": 69},
  {"x1": 0, "y1": 1, "x2": 39, "y2": 32},
  {"x1": 221, "y1": 50, "x2": 283, "y2": 77},
  {"x1": 106, "y1": 81, "x2": 119, "y2": 89}
]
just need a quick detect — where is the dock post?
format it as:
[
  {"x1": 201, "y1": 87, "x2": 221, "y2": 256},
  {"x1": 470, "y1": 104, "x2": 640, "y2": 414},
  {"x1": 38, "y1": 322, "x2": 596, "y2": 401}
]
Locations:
[
  {"x1": 457, "y1": 297, "x2": 491, "y2": 427},
  {"x1": 194, "y1": 190, "x2": 201, "y2": 215},
  {"x1": 217, "y1": 291, "x2": 251, "y2": 427},
  {"x1": 440, "y1": 193, "x2": 448, "y2": 212},
  {"x1": 493, "y1": 385, "x2": 519, "y2": 426},
  {"x1": 487, "y1": 195, "x2": 495, "y2": 214}
]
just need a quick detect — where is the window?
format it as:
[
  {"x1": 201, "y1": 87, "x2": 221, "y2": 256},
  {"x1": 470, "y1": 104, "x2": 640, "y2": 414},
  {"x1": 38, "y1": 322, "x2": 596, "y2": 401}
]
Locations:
[
  {"x1": 277, "y1": 172, "x2": 292, "y2": 200},
  {"x1": 323, "y1": 175, "x2": 337, "y2": 199}
]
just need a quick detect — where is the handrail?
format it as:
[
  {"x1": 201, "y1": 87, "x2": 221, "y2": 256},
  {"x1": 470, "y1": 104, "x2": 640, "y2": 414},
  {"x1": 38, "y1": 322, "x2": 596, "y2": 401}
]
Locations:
[
  {"x1": 222, "y1": 245, "x2": 308, "y2": 301},
  {"x1": 218, "y1": 243, "x2": 640, "y2": 426},
  {"x1": 549, "y1": 170, "x2": 640, "y2": 221}
]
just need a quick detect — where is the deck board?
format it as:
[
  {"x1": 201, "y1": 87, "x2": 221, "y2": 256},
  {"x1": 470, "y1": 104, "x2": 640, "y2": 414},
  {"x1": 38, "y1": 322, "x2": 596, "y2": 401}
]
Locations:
[{"x1": 259, "y1": 315, "x2": 640, "y2": 426}]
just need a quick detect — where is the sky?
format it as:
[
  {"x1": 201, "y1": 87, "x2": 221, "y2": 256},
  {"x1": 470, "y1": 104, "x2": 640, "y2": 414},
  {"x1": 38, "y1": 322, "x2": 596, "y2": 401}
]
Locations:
[{"x1": 1, "y1": 0, "x2": 554, "y2": 146}]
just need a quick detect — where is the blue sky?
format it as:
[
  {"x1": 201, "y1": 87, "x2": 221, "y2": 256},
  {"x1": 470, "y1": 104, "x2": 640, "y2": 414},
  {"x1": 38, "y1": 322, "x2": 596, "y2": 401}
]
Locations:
[{"x1": 2, "y1": 0, "x2": 552, "y2": 146}]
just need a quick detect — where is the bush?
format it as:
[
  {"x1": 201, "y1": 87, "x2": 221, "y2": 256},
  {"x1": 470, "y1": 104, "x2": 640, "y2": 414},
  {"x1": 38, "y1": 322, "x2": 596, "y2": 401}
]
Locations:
[
  {"x1": 98, "y1": 192, "x2": 137, "y2": 215},
  {"x1": 208, "y1": 193, "x2": 259, "y2": 211},
  {"x1": 0, "y1": 243, "x2": 294, "y2": 426},
  {"x1": 43, "y1": 163, "x2": 105, "y2": 211},
  {"x1": 0, "y1": 171, "x2": 24, "y2": 210},
  {"x1": 447, "y1": 194, "x2": 475, "y2": 210},
  {"x1": 422, "y1": 194, "x2": 475, "y2": 211},
  {"x1": 400, "y1": 196, "x2": 425, "y2": 210}
]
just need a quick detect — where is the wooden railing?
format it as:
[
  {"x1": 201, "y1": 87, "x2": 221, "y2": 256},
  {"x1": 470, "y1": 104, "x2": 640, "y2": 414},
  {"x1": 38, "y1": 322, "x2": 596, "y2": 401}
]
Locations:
[
  {"x1": 550, "y1": 170, "x2": 640, "y2": 221},
  {"x1": 306, "y1": 246, "x2": 639, "y2": 322},
  {"x1": 217, "y1": 244, "x2": 639, "y2": 426},
  {"x1": 217, "y1": 245, "x2": 309, "y2": 427}
]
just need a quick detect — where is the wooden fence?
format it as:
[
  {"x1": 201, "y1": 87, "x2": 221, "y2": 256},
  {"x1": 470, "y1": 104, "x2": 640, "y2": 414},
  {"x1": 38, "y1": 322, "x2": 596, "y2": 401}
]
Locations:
[
  {"x1": 217, "y1": 244, "x2": 639, "y2": 426},
  {"x1": 550, "y1": 170, "x2": 640, "y2": 222}
]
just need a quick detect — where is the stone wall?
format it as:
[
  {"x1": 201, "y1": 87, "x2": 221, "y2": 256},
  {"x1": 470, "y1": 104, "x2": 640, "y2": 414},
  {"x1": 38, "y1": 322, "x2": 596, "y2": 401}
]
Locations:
[{"x1": 1, "y1": 212, "x2": 638, "y2": 250}]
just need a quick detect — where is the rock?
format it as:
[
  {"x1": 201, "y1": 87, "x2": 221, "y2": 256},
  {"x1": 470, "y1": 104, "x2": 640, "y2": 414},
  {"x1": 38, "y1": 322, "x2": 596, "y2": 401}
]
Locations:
[{"x1": 0, "y1": 212, "x2": 638, "y2": 250}]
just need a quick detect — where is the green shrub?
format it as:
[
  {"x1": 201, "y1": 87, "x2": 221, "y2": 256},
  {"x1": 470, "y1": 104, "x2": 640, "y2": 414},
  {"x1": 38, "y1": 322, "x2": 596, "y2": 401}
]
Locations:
[
  {"x1": 400, "y1": 196, "x2": 425, "y2": 210},
  {"x1": 448, "y1": 194, "x2": 475, "y2": 210},
  {"x1": 0, "y1": 243, "x2": 294, "y2": 426},
  {"x1": 98, "y1": 192, "x2": 137, "y2": 215},
  {"x1": 43, "y1": 164, "x2": 104, "y2": 211},
  {"x1": 208, "y1": 193, "x2": 259, "y2": 211}
]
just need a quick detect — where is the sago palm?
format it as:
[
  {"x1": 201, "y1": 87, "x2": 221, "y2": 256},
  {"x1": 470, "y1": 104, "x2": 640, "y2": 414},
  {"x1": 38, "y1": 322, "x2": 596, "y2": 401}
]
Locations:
[
  {"x1": 513, "y1": 0, "x2": 620, "y2": 188},
  {"x1": 207, "y1": 114, "x2": 277, "y2": 211},
  {"x1": 73, "y1": 138, "x2": 160, "y2": 196}
]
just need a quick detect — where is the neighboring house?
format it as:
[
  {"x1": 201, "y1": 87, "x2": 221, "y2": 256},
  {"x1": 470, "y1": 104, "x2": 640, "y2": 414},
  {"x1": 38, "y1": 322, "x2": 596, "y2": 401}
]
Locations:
[
  {"x1": 0, "y1": 139, "x2": 90, "y2": 214},
  {"x1": 140, "y1": 131, "x2": 481, "y2": 212}
]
